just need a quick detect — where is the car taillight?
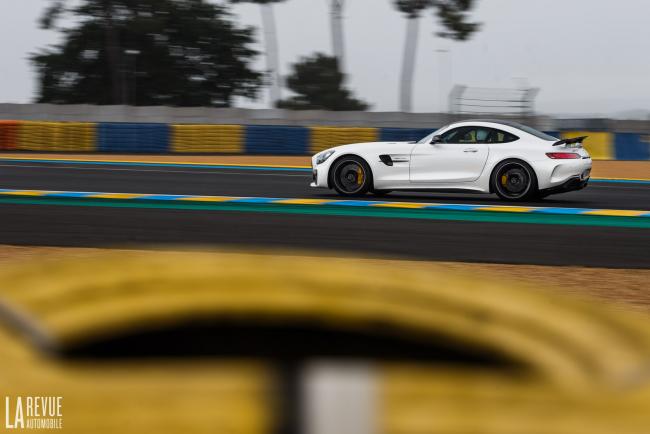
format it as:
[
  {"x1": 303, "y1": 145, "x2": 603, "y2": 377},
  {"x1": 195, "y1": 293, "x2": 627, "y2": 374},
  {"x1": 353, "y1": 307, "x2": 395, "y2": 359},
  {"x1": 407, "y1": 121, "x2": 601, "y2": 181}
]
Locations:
[{"x1": 546, "y1": 152, "x2": 581, "y2": 159}]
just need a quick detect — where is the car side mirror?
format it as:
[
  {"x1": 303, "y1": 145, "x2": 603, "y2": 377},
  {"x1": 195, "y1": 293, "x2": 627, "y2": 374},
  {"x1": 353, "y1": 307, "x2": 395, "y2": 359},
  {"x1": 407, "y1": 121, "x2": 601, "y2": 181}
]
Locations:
[{"x1": 430, "y1": 135, "x2": 442, "y2": 144}]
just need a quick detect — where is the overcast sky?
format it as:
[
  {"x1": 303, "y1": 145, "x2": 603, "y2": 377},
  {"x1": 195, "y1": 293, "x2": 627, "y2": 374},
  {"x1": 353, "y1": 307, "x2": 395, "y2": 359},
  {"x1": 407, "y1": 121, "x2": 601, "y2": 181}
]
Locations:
[{"x1": 1, "y1": 0, "x2": 649, "y2": 116}]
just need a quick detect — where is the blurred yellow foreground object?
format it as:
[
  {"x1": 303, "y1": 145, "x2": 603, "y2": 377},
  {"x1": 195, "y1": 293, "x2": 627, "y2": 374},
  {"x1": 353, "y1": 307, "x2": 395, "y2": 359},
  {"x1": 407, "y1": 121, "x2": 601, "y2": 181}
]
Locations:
[{"x1": 0, "y1": 249, "x2": 649, "y2": 434}]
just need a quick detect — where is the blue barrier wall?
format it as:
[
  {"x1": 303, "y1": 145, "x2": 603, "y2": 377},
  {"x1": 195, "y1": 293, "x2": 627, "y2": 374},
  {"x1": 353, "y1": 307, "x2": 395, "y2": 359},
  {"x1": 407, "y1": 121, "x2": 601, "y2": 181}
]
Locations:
[
  {"x1": 380, "y1": 128, "x2": 433, "y2": 142},
  {"x1": 614, "y1": 133, "x2": 650, "y2": 161},
  {"x1": 98, "y1": 123, "x2": 170, "y2": 153},
  {"x1": 245, "y1": 125, "x2": 310, "y2": 155}
]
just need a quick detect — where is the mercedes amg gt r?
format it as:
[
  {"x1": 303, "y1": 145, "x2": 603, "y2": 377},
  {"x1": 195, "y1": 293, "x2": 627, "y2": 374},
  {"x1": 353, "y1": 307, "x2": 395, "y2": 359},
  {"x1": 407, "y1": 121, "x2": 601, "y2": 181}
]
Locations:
[{"x1": 310, "y1": 120, "x2": 592, "y2": 201}]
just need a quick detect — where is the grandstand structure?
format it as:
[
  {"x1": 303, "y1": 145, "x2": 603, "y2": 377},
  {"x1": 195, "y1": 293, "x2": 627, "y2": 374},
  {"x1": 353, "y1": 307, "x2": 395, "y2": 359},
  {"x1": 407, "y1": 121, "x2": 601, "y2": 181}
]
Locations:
[{"x1": 449, "y1": 85, "x2": 540, "y2": 117}]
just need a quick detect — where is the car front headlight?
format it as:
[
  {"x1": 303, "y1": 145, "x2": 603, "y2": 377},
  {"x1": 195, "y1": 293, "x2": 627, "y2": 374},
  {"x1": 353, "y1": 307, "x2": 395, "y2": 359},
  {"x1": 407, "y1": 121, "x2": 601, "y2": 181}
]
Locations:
[{"x1": 316, "y1": 150, "x2": 335, "y2": 165}]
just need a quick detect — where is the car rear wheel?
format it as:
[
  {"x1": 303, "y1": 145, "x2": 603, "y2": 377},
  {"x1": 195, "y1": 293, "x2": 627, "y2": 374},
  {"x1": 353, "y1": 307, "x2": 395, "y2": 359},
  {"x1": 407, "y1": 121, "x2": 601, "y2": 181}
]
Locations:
[
  {"x1": 331, "y1": 156, "x2": 372, "y2": 196},
  {"x1": 492, "y1": 160, "x2": 538, "y2": 201}
]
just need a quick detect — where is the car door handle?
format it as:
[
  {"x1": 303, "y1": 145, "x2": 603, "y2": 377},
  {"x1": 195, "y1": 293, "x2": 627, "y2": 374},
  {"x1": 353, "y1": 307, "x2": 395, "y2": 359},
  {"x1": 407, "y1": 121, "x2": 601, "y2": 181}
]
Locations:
[{"x1": 463, "y1": 148, "x2": 479, "y2": 153}]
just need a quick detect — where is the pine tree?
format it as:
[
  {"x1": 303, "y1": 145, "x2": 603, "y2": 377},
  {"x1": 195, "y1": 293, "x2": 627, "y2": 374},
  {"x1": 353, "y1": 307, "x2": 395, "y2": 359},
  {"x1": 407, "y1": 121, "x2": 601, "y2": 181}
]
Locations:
[
  {"x1": 230, "y1": 0, "x2": 288, "y2": 105},
  {"x1": 277, "y1": 53, "x2": 369, "y2": 111},
  {"x1": 33, "y1": 0, "x2": 263, "y2": 106},
  {"x1": 393, "y1": 0, "x2": 481, "y2": 112}
]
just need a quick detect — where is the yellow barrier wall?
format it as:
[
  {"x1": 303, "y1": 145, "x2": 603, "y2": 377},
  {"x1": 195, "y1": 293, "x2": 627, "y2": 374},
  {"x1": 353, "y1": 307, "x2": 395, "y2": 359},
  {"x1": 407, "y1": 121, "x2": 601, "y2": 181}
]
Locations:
[
  {"x1": 310, "y1": 127, "x2": 379, "y2": 154},
  {"x1": 17, "y1": 121, "x2": 96, "y2": 152},
  {"x1": 171, "y1": 124, "x2": 244, "y2": 153},
  {"x1": 561, "y1": 131, "x2": 613, "y2": 160}
]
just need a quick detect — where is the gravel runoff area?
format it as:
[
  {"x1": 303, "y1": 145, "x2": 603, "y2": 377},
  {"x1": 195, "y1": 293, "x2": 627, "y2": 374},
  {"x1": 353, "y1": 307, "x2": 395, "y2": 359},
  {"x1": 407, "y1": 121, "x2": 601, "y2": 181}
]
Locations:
[
  {"x1": 0, "y1": 245, "x2": 648, "y2": 312},
  {"x1": 0, "y1": 153, "x2": 648, "y2": 179}
]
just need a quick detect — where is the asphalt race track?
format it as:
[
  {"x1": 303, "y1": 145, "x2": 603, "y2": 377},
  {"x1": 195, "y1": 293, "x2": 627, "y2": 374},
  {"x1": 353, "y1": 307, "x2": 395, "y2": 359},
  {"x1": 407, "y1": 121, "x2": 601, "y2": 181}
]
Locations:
[
  {"x1": 1, "y1": 160, "x2": 649, "y2": 209},
  {"x1": 0, "y1": 159, "x2": 649, "y2": 268}
]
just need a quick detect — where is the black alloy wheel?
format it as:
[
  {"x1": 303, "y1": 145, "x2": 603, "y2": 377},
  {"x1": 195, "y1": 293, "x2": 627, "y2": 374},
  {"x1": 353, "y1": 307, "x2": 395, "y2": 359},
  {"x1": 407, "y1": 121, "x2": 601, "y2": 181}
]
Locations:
[
  {"x1": 331, "y1": 157, "x2": 372, "y2": 196},
  {"x1": 493, "y1": 161, "x2": 537, "y2": 201}
]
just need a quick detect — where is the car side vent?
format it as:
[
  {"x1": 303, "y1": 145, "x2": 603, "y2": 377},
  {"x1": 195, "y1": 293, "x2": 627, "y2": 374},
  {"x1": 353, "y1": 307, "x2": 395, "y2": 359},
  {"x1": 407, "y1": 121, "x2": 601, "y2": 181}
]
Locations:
[{"x1": 379, "y1": 155, "x2": 393, "y2": 166}]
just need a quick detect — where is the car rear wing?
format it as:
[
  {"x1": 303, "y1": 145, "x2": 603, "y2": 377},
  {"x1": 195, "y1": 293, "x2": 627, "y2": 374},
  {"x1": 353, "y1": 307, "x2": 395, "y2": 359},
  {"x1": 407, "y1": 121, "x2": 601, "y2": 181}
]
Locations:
[{"x1": 553, "y1": 136, "x2": 588, "y2": 147}]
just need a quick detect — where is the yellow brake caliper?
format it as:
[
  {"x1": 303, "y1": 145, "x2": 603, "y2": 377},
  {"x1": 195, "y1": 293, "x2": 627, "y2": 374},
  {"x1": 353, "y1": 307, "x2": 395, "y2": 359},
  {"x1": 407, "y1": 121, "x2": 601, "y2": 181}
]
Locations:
[
  {"x1": 501, "y1": 174, "x2": 508, "y2": 186},
  {"x1": 357, "y1": 167, "x2": 364, "y2": 186}
]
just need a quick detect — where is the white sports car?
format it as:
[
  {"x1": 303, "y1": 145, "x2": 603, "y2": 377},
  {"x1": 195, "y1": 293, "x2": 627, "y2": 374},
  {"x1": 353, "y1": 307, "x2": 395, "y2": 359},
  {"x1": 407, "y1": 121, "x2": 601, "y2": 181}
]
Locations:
[{"x1": 310, "y1": 120, "x2": 592, "y2": 201}]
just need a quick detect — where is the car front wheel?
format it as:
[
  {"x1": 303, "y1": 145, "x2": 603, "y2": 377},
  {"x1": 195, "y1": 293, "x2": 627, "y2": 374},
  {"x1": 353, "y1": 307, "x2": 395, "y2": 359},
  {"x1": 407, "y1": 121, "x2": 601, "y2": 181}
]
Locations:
[{"x1": 331, "y1": 156, "x2": 372, "y2": 196}]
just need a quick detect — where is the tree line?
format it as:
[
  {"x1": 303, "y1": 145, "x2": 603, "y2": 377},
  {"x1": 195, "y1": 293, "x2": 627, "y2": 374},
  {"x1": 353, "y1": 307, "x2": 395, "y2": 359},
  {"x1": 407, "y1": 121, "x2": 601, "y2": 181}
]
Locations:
[{"x1": 34, "y1": 0, "x2": 479, "y2": 111}]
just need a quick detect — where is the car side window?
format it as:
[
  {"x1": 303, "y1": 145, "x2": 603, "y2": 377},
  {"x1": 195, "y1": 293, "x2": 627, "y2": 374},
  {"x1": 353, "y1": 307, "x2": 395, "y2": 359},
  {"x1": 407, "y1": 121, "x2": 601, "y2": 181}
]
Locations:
[
  {"x1": 440, "y1": 127, "x2": 491, "y2": 144},
  {"x1": 487, "y1": 128, "x2": 519, "y2": 143},
  {"x1": 438, "y1": 127, "x2": 465, "y2": 143}
]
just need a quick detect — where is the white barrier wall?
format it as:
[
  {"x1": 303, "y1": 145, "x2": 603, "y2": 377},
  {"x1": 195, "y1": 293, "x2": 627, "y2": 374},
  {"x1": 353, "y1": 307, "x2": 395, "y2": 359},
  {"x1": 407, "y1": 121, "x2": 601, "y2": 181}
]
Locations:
[{"x1": 0, "y1": 103, "x2": 558, "y2": 130}]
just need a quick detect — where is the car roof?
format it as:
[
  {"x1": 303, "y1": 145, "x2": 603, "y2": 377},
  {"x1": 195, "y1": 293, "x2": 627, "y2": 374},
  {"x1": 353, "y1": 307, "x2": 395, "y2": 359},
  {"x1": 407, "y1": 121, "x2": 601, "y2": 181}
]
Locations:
[
  {"x1": 441, "y1": 119, "x2": 559, "y2": 142},
  {"x1": 454, "y1": 119, "x2": 528, "y2": 129}
]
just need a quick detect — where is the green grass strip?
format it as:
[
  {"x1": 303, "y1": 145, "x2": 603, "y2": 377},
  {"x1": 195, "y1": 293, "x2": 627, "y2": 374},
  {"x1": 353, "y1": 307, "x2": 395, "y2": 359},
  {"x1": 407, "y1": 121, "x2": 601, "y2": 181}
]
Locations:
[{"x1": 1, "y1": 196, "x2": 649, "y2": 229}]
